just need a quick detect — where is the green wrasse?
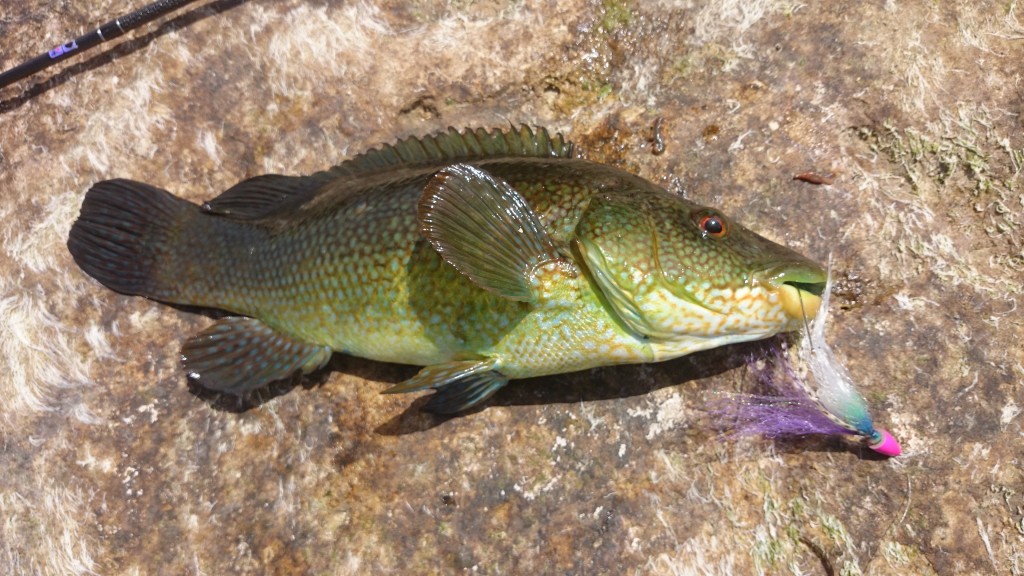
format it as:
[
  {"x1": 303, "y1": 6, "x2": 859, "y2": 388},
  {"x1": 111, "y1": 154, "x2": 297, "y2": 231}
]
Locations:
[{"x1": 68, "y1": 126, "x2": 826, "y2": 412}]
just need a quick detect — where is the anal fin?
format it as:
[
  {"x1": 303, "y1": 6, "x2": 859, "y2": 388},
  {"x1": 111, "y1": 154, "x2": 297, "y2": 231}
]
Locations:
[
  {"x1": 382, "y1": 359, "x2": 508, "y2": 414},
  {"x1": 181, "y1": 317, "x2": 332, "y2": 395}
]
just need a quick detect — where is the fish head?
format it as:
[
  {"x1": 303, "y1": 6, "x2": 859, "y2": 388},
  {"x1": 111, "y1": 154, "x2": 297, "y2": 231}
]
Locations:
[{"x1": 575, "y1": 190, "x2": 826, "y2": 357}]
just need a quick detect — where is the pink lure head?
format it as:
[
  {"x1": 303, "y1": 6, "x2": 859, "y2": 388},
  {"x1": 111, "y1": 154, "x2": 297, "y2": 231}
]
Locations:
[{"x1": 868, "y1": 428, "x2": 901, "y2": 457}]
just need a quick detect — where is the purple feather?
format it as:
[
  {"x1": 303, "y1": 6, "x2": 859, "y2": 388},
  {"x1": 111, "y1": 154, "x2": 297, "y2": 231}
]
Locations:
[
  {"x1": 707, "y1": 343, "x2": 855, "y2": 439},
  {"x1": 704, "y1": 262, "x2": 902, "y2": 456}
]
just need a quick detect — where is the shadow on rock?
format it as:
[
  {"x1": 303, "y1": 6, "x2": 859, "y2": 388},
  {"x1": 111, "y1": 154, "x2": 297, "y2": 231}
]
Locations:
[{"x1": 374, "y1": 338, "x2": 775, "y2": 437}]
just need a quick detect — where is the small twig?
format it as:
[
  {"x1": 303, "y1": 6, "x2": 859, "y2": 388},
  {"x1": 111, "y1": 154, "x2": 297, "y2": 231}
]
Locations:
[
  {"x1": 793, "y1": 172, "x2": 836, "y2": 185},
  {"x1": 650, "y1": 117, "x2": 666, "y2": 156}
]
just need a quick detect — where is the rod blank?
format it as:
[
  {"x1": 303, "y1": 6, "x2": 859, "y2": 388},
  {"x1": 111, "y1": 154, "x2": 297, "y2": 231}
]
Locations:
[{"x1": 0, "y1": 0, "x2": 199, "y2": 89}]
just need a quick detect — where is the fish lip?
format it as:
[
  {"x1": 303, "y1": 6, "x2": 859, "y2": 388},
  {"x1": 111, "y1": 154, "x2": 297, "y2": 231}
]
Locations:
[
  {"x1": 758, "y1": 262, "x2": 828, "y2": 290},
  {"x1": 756, "y1": 262, "x2": 828, "y2": 320}
]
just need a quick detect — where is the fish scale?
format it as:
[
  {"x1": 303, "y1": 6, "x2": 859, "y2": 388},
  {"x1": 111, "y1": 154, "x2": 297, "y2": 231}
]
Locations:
[{"x1": 68, "y1": 126, "x2": 827, "y2": 412}]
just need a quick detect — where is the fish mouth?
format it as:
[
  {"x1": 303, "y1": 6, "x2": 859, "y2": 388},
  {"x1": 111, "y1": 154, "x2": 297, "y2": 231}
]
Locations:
[{"x1": 759, "y1": 264, "x2": 828, "y2": 321}]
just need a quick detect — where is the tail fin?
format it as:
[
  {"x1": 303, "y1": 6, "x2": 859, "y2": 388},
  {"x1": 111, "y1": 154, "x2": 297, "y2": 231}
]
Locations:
[{"x1": 67, "y1": 179, "x2": 195, "y2": 299}]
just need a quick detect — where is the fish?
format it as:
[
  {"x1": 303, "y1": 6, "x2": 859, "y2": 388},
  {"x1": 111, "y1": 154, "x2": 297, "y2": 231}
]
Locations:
[{"x1": 67, "y1": 125, "x2": 827, "y2": 413}]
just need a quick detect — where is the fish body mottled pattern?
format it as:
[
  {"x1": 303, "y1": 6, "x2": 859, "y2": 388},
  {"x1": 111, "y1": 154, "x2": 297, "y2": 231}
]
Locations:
[
  {"x1": 174, "y1": 158, "x2": 654, "y2": 378},
  {"x1": 68, "y1": 127, "x2": 826, "y2": 409}
]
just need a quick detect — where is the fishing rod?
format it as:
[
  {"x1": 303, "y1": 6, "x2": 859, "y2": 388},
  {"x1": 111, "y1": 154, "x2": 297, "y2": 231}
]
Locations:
[{"x1": 0, "y1": 0, "x2": 200, "y2": 90}]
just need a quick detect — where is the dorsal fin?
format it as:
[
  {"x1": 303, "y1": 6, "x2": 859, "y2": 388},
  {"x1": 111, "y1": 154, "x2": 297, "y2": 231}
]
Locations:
[
  {"x1": 202, "y1": 174, "x2": 333, "y2": 219},
  {"x1": 201, "y1": 126, "x2": 579, "y2": 221},
  {"x1": 326, "y1": 125, "x2": 579, "y2": 179}
]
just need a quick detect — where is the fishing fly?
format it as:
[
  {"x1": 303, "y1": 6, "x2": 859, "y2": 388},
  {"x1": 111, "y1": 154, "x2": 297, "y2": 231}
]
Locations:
[{"x1": 710, "y1": 258, "x2": 901, "y2": 456}]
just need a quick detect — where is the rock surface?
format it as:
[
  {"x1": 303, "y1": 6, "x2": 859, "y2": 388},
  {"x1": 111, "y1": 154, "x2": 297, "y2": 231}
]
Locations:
[{"x1": 1, "y1": 1, "x2": 1021, "y2": 574}]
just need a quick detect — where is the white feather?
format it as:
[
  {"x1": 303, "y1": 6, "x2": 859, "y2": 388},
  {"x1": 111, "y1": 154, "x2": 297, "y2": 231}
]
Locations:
[{"x1": 798, "y1": 258, "x2": 875, "y2": 435}]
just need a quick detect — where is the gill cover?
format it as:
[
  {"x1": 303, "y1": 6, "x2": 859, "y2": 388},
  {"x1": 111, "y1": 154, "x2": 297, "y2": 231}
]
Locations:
[{"x1": 574, "y1": 191, "x2": 725, "y2": 340}]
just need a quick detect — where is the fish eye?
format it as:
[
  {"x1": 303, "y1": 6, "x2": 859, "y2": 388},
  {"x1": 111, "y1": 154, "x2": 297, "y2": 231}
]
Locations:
[{"x1": 696, "y1": 212, "x2": 727, "y2": 238}]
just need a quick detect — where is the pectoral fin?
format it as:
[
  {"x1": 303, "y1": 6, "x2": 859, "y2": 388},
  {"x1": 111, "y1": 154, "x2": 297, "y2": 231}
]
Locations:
[
  {"x1": 181, "y1": 317, "x2": 332, "y2": 394},
  {"x1": 418, "y1": 163, "x2": 561, "y2": 302},
  {"x1": 382, "y1": 359, "x2": 508, "y2": 413}
]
